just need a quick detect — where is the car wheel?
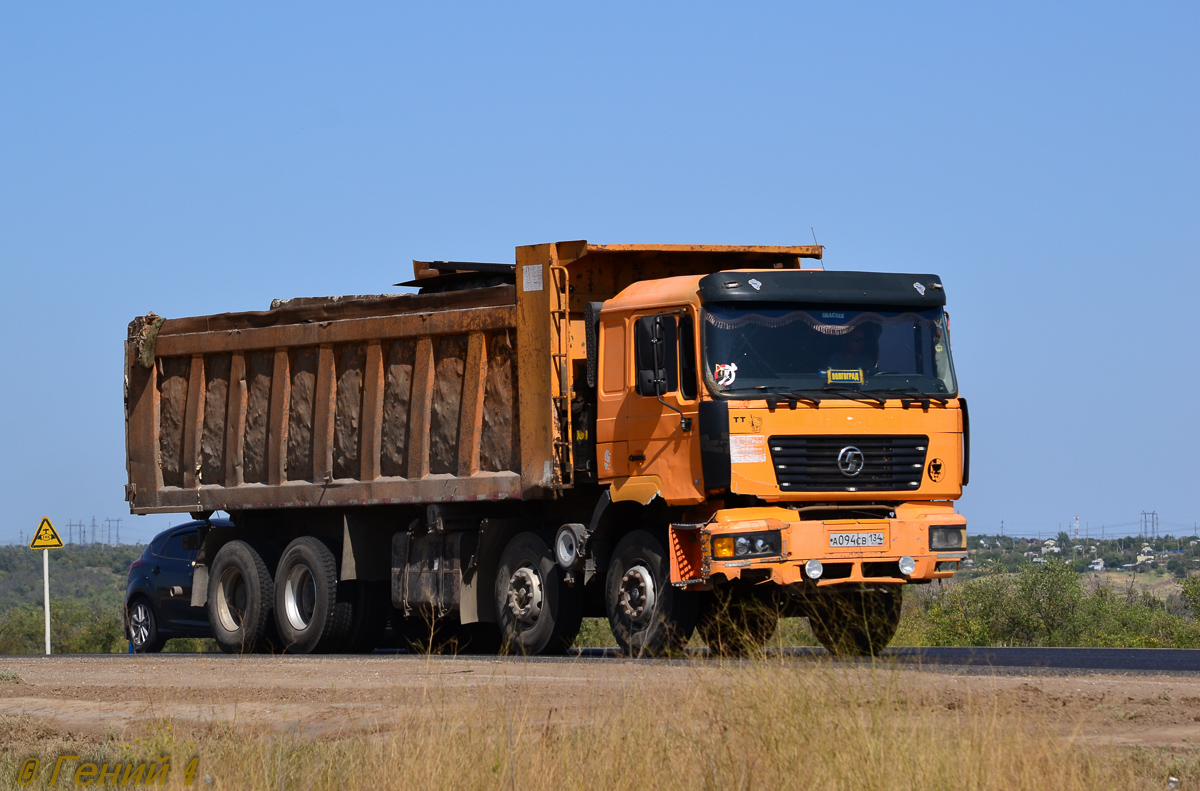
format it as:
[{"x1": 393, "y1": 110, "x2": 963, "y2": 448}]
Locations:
[{"x1": 128, "y1": 597, "x2": 165, "y2": 653}]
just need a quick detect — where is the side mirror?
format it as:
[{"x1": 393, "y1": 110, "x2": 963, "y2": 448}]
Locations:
[{"x1": 650, "y1": 316, "x2": 667, "y2": 396}]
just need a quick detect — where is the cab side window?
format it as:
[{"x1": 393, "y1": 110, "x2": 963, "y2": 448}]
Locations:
[{"x1": 679, "y1": 314, "x2": 697, "y2": 401}]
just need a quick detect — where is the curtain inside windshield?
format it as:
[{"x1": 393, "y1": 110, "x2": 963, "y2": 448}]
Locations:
[{"x1": 702, "y1": 305, "x2": 956, "y2": 395}]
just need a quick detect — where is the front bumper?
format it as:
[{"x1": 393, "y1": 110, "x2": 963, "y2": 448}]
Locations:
[{"x1": 668, "y1": 506, "x2": 967, "y2": 587}]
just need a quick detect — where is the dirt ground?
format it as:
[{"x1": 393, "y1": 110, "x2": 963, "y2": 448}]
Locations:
[{"x1": 2, "y1": 655, "x2": 1199, "y2": 749}]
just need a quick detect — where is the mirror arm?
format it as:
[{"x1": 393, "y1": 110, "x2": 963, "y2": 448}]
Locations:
[{"x1": 656, "y1": 392, "x2": 692, "y2": 432}]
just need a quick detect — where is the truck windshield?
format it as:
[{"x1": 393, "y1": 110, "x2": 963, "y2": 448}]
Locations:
[{"x1": 702, "y1": 304, "x2": 956, "y2": 397}]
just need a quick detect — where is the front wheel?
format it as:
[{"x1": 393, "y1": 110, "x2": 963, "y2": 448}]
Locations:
[
  {"x1": 495, "y1": 532, "x2": 582, "y2": 655},
  {"x1": 605, "y1": 530, "x2": 699, "y2": 657},
  {"x1": 128, "y1": 597, "x2": 165, "y2": 653},
  {"x1": 809, "y1": 587, "x2": 902, "y2": 657}
]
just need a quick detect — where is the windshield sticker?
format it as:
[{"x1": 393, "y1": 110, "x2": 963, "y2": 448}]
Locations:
[
  {"x1": 913, "y1": 282, "x2": 926, "y2": 296},
  {"x1": 827, "y1": 369, "x2": 864, "y2": 385},
  {"x1": 748, "y1": 278, "x2": 762, "y2": 291},
  {"x1": 935, "y1": 344, "x2": 944, "y2": 353},
  {"x1": 714, "y1": 363, "x2": 738, "y2": 387},
  {"x1": 729, "y1": 434, "x2": 767, "y2": 464}
]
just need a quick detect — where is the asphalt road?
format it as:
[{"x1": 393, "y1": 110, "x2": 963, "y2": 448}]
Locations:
[
  {"x1": 570, "y1": 646, "x2": 1200, "y2": 672},
  {"x1": 18, "y1": 646, "x2": 1198, "y2": 673}
]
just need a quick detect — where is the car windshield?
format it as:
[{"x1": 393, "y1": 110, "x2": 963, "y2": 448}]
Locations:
[{"x1": 702, "y1": 304, "x2": 956, "y2": 397}]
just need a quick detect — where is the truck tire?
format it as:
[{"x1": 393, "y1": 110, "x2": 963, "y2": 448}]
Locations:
[
  {"x1": 495, "y1": 532, "x2": 582, "y2": 655},
  {"x1": 605, "y1": 530, "x2": 699, "y2": 657},
  {"x1": 809, "y1": 587, "x2": 902, "y2": 657},
  {"x1": 696, "y1": 590, "x2": 778, "y2": 656},
  {"x1": 273, "y1": 537, "x2": 353, "y2": 654},
  {"x1": 208, "y1": 541, "x2": 275, "y2": 654}
]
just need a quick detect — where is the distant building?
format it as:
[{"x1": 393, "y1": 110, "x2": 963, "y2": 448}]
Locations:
[{"x1": 1089, "y1": 558, "x2": 1104, "y2": 571}]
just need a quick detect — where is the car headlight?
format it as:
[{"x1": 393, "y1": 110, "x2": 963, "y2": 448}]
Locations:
[
  {"x1": 734, "y1": 537, "x2": 751, "y2": 556},
  {"x1": 929, "y1": 527, "x2": 965, "y2": 550},
  {"x1": 805, "y1": 559, "x2": 823, "y2": 580},
  {"x1": 899, "y1": 556, "x2": 917, "y2": 575},
  {"x1": 713, "y1": 536, "x2": 734, "y2": 558}
]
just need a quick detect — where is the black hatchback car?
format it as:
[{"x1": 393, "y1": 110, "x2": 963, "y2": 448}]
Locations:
[{"x1": 124, "y1": 520, "x2": 223, "y2": 651}]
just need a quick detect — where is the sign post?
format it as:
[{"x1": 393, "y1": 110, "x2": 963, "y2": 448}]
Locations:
[{"x1": 29, "y1": 517, "x2": 63, "y2": 656}]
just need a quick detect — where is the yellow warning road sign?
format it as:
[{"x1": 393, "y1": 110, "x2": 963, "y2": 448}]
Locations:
[{"x1": 30, "y1": 517, "x2": 63, "y2": 549}]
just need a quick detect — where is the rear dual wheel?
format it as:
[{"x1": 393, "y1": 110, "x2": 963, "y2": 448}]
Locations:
[
  {"x1": 273, "y1": 537, "x2": 353, "y2": 654},
  {"x1": 208, "y1": 541, "x2": 275, "y2": 654}
]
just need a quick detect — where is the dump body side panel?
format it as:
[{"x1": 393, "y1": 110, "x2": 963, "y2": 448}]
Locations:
[{"x1": 125, "y1": 287, "x2": 536, "y2": 514}]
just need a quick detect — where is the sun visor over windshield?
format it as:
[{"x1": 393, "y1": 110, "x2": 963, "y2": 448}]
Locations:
[{"x1": 698, "y1": 271, "x2": 946, "y2": 308}]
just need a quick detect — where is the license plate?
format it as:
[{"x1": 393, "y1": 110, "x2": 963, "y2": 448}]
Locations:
[{"x1": 829, "y1": 531, "x2": 885, "y2": 548}]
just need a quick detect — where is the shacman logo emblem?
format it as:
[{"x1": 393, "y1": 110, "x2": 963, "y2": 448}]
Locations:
[{"x1": 837, "y1": 446, "x2": 865, "y2": 477}]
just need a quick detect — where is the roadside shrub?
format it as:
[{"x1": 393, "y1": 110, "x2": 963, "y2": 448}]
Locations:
[
  {"x1": 907, "y1": 559, "x2": 1200, "y2": 648},
  {"x1": 0, "y1": 599, "x2": 124, "y2": 654}
]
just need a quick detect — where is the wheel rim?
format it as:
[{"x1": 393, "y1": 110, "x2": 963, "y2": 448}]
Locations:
[
  {"x1": 619, "y1": 564, "x2": 657, "y2": 626},
  {"x1": 130, "y1": 602, "x2": 151, "y2": 647},
  {"x1": 215, "y1": 566, "x2": 247, "y2": 632},
  {"x1": 284, "y1": 563, "x2": 318, "y2": 631},
  {"x1": 506, "y1": 564, "x2": 543, "y2": 626}
]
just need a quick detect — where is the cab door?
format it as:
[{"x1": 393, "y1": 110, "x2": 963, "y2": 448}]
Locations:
[{"x1": 625, "y1": 308, "x2": 704, "y2": 504}]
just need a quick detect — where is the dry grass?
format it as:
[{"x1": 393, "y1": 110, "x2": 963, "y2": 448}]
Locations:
[{"x1": 3, "y1": 656, "x2": 1197, "y2": 790}]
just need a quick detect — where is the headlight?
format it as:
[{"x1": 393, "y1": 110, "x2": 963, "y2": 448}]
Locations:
[
  {"x1": 929, "y1": 527, "x2": 965, "y2": 550},
  {"x1": 711, "y1": 531, "x2": 780, "y2": 559},
  {"x1": 805, "y1": 559, "x2": 823, "y2": 579},
  {"x1": 899, "y1": 556, "x2": 917, "y2": 575}
]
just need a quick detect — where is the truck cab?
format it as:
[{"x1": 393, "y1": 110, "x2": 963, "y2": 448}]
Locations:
[{"x1": 584, "y1": 260, "x2": 968, "y2": 654}]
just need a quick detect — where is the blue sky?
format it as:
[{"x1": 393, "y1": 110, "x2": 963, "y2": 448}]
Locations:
[{"x1": 1, "y1": 3, "x2": 1197, "y2": 545}]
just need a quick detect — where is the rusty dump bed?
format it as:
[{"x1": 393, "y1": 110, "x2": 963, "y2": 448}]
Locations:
[
  {"x1": 124, "y1": 240, "x2": 823, "y2": 516},
  {"x1": 124, "y1": 286, "x2": 530, "y2": 514}
]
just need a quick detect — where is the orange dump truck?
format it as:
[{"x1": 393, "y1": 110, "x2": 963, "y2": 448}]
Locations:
[{"x1": 124, "y1": 241, "x2": 968, "y2": 656}]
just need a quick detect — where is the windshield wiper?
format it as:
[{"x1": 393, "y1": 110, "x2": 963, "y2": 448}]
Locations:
[
  {"x1": 787, "y1": 386, "x2": 886, "y2": 406},
  {"x1": 720, "y1": 385, "x2": 821, "y2": 406},
  {"x1": 867, "y1": 387, "x2": 950, "y2": 406}
]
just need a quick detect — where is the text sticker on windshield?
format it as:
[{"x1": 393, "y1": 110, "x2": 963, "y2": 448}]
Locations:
[
  {"x1": 729, "y1": 434, "x2": 766, "y2": 464},
  {"x1": 714, "y1": 362, "x2": 738, "y2": 386},
  {"x1": 827, "y1": 369, "x2": 864, "y2": 385}
]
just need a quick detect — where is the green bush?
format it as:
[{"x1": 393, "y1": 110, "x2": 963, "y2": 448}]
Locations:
[
  {"x1": 0, "y1": 598, "x2": 125, "y2": 654},
  {"x1": 908, "y1": 559, "x2": 1200, "y2": 648}
]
